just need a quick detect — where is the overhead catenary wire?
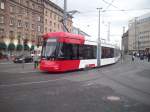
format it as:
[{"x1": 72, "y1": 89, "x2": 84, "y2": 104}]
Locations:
[
  {"x1": 102, "y1": 0, "x2": 133, "y2": 18},
  {"x1": 102, "y1": 0, "x2": 120, "y2": 10},
  {"x1": 103, "y1": 0, "x2": 116, "y2": 10}
]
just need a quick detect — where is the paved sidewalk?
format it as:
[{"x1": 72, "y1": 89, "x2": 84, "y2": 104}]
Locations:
[
  {"x1": 0, "y1": 58, "x2": 13, "y2": 64},
  {"x1": 121, "y1": 55, "x2": 150, "y2": 64},
  {"x1": 0, "y1": 62, "x2": 39, "y2": 73}
]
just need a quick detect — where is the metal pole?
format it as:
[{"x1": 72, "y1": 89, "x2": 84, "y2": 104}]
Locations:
[
  {"x1": 134, "y1": 17, "x2": 137, "y2": 52},
  {"x1": 97, "y1": 8, "x2": 102, "y2": 67},
  {"x1": 63, "y1": 0, "x2": 67, "y2": 32},
  {"x1": 22, "y1": 38, "x2": 24, "y2": 69},
  {"x1": 122, "y1": 26, "x2": 125, "y2": 63},
  {"x1": 107, "y1": 22, "x2": 110, "y2": 41}
]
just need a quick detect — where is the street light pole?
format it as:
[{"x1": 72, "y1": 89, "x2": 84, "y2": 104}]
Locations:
[
  {"x1": 97, "y1": 8, "x2": 102, "y2": 67},
  {"x1": 22, "y1": 37, "x2": 24, "y2": 69},
  {"x1": 122, "y1": 26, "x2": 125, "y2": 63}
]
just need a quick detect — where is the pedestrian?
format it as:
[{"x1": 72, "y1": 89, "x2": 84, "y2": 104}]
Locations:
[
  {"x1": 33, "y1": 52, "x2": 39, "y2": 69},
  {"x1": 148, "y1": 53, "x2": 150, "y2": 62},
  {"x1": 140, "y1": 53, "x2": 144, "y2": 60},
  {"x1": 132, "y1": 53, "x2": 135, "y2": 61}
]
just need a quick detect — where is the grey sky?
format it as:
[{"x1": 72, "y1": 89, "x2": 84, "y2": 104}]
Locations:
[{"x1": 51, "y1": 0, "x2": 150, "y2": 45}]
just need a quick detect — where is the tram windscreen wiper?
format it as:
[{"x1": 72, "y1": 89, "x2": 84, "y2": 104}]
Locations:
[{"x1": 46, "y1": 55, "x2": 56, "y2": 60}]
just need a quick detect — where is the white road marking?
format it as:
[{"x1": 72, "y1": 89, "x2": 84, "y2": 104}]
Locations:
[
  {"x1": 0, "y1": 62, "x2": 33, "y2": 65},
  {"x1": 0, "y1": 78, "x2": 64, "y2": 88},
  {"x1": 0, "y1": 62, "x2": 13, "y2": 64},
  {"x1": 19, "y1": 70, "x2": 39, "y2": 73}
]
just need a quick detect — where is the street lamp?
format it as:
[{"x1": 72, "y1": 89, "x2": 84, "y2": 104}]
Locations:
[
  {"x1": 97, "y1": 8, "x2": 102, "y2": 67},
  {"x1": 22, "y1": 36, "x2": 25, "y2": 69}
]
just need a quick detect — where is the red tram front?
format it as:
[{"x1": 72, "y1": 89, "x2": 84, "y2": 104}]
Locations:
[{"x1": 40, "y1": 32, "x2": 87, "y2": 72}]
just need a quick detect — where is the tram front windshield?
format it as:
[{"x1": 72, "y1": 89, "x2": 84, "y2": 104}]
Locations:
[{"x1": 41, "y1": 38, "x2": 57, "y2": 59}]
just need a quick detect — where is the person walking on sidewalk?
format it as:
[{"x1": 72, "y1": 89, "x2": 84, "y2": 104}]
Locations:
[
  {"x1": 132, "y1": 53, "x2": 135, "y2": 61},
  {"x1": 148, "y1": 52, "x2": 150, "y2": 62},
  {"x1": 33, "y1": 52, "x2": 39, "y2": 69}
]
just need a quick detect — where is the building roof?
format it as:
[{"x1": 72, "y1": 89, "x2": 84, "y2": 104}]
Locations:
[
  {"x1": 44, "y1": 0, "x2": 63, "y2": 13},
  {"x1": 44, "y1": 0, "x2": 72, "y2": 18}
]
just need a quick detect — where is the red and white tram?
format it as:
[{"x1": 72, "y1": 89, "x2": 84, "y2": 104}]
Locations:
[{"x1": 39, "y1": 32, "x2": 120, "y2": 72}]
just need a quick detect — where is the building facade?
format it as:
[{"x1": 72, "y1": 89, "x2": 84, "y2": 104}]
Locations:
[
  {"x1": 0, "y1": 0, "x2": 73, "y2": 56},
  {"x1": 0, "y1": 0, "x2": 44, "y2": 52},
  {"x1": 128, "y1": 12, "x2": 150, "y2": 53},
  {"x1": 44, "y1": 0, "x2": 72, "y2": 34}
]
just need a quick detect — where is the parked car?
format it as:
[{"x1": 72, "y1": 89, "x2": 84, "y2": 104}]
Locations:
[{"x1": 13, "y1": 56, "x2": 33, "y2": 63}]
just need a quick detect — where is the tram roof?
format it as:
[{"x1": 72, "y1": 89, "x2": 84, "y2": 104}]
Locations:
[
  {"x1": 43, "y1": 32, "x2": 84, "y2": 40},
  {"x1": 42, "y1": 32, "x2": 118, "y2": 48},
  {"x1": 42, "y1": 32, "x2": 85, "y2": 44}
]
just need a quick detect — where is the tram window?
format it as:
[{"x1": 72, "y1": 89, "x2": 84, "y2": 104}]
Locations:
[
  {"x1": 72, "y1": 44, "x2": 79, "y2": 59},
  {"x1": 79, "y1": 45, "x2": 84, "y2": 59},
  {"x1": 58, "y1": 43, "x2": 96, "y2": 60},
  {"x1": 58, "y1": 43, "x2": 78, "y2": 60},
  {"x1": 79, "y1": 45, "x2": 97, "y2": 59},
  {"x1": 93, "y1": 46, "x2": 97, "y2": 58},
  {"x1": 102, "y1": 47, "x2": 114, "y2": 58}
]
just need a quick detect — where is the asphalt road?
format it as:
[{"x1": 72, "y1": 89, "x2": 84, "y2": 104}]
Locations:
[{"x1": 0, "y1": 56, "x2": 150, "y2": 112}]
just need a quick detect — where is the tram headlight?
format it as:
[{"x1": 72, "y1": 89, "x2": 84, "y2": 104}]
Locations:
[{"x1": 53, "y1": 65, "x2": 60, "y2": 70}]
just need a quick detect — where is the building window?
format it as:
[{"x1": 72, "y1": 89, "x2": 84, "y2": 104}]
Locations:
[
  {"x1": 54, "y1": 14, "x2": 56, "y2": 20},
  {"x1": 0, "y1": 1, "x2": 4, "y2": 9},
  {"x1": 32, "y1": 3, "x2": 35, "y2": 9},
  {"x1": 18, "y1": 7, "x2": 23, "y2": 14},
  {"x1": 38, "y1": 26, "x2": 41, "y2": 32},
  {"x1": 50, "y1": 12, "x2": 52, "y2": 18},
  {"x1": 26, "y1": 1, "x2": 29, "y2": 6},
  {"x1": 0, "y1": 28, "x2": 4, "y2": 34},
  {"x1": 38, "y1": 6, "x2": 41, "y2": 11},
  {"x1": 57, "y1": 16, "x2": 59, "y2": 21},
  {"x1": 10, "y1": 6, "x2": 14, "y2": 13},
  {"x1": 32, "y1": 35, "x2": 35, "y2": 39},
  {"x1": 45, "y1": 19, "x2": 47, "y2": 24},
  {"x1": 45, "y1": 27, "x2": 47, "y2": 32},
  {"x1": 25, "y1": 22, "x2": 29, "y2": 28},
  {"x1": 17, "y1": 20, "x2": 22, "y2": 27},
  {"x1": 58, "y1": 24, "x2": 60, "y2": 29},
  {"x1": 0, "y1": 16, "x2": 4, "y2": 23},
  {"x1": 45, "y1": 10, "x2": 47, "y2": 16},
  {"x1": 25, "y1": 9, "x2": 29, "y2": 16},
  {"x1": 17, "y1": 32, "x2": 21, "y2": 40},
  {"x1": 9, "y1": 31, "x2": 14, "y2": 39},
  {"x1": 10, "y1": 17, "x2": 14, "y2": 26},
  {"x1": 50, "y1": 21, "x2": 52, "y2": 26},
  {"x1": 54, "y1": 23, "x2": 56, "y2": 28},
  {"x1": 25, "y1": 33, "x2": 29, "y2": 39},
  {"x1": 37, "y1": 16, "x2": 41, "y2": 21},
  {"x1": 18, "y1": 0, "x2": 22, "y2": 3},
  {"x1": 32, "y1": 24, "x2": 34, "y2": 30},
  {"x1": 32, "y1": 12, "x2": 35, "y2": 19}
]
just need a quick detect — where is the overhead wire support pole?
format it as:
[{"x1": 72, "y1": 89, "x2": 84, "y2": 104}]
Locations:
[
  {"x1": 63, "y1": 0, "x2": 67, "y2": 32},
  {"x1": 97, "y1": 8, "x2": 102, "y2": 67}
]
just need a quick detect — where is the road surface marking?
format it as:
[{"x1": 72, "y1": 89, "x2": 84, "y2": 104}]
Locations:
[{"x1": 0, "y1": 78, "x2": 64, "y2": 88}]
